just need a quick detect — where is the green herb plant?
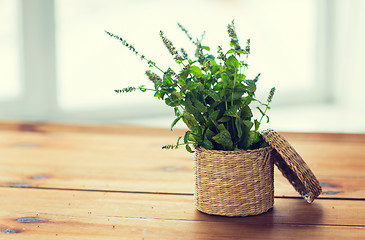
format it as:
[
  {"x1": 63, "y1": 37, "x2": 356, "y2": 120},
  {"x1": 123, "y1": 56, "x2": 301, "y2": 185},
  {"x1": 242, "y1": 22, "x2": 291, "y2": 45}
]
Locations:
[{"x1": 106, "y1": 20, "x2": 275, "y2": 153}]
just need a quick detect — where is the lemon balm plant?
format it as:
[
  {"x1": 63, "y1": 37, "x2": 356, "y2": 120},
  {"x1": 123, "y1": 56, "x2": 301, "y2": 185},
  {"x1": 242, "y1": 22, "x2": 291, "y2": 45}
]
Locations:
[{"x1": 105, "y1": 20, "x2": 275, "y2": 153}]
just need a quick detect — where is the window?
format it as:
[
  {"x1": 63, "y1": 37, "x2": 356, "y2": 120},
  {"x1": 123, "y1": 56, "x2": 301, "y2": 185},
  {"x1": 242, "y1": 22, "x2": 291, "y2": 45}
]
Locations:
[
  {"x1": 0, "y1": 0, "x2": 20, "y2": 100},
  {"x1": 55, "y1": 0, "x2": 319, "y2": 113},
  {"x1": 2, "y1": 0, "x2": 363, "y2": 133}
]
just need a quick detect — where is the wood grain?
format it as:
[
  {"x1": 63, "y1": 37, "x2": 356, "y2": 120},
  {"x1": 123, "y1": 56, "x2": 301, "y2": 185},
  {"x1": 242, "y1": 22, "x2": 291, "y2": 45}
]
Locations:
[
  {"x1": 0, "y1": 188, "x2": 364, "y2": 239},
  {"x1": 0, "y1": 122, "x2": 364, "y2": 199},
  {"x1": 1, "y1": 122, "x2": 365, "y2": 239},
  {"x1": 2, "y1": 215, "x2": 365, "y2": 240},
  {"x1": 2, "y1": 216, "x2": 365, "y2": 240}
]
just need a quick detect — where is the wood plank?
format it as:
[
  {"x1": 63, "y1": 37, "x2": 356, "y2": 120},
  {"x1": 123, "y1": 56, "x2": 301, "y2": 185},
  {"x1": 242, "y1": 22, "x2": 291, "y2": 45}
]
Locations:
[
  {"x1": 0, "y1": 188, "x2": 364, "y2": 227},
  {"x1": 276, "y1": 133, "x2": 365, "y2": 199},
  {"x1": 1, "y1": 121, "x2": 364, "y2": 141},
  {"x1": 280, "y1": 131, "x2": 365, "y2": 143},
  {"x1": 275, "y1": 173, "x2": 365, "y2": 199},
  {"x1": 1, "y1": 122, "x2": 364, "y2": 239},
  {"x1": 0, "y1": 130, "x2": 194, "y2": 194},
  {"x1": 1, "y1": 215, "x2": 365, "y2": 240},
  {"x1": 0, "y1": 188, "x2": 364, "y2": 239},
  {"x1": 0, "y1": 121, "x2": 188, "y2": 136},
  {"x1": 284, "y1": 139, "x2": 365, "y2": 178},
  {"x1": 0, "y1": 123, "x2": 364, "y2": 198}
]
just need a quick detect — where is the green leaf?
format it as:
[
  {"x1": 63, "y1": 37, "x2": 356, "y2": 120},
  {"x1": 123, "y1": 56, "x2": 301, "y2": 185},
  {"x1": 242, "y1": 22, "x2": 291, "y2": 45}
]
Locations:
[
  {"x1": 242, "y1": 96, "x2": 254, "y2": 106},
  {"x1": 226, "y1": 55, "x2": 239, "y2": 69},
  {"x1": 153, "y1": 91, "x2": 163, "y2": 99},
  {"x1": 208, "y1": 109, "x2": 220, "y2": 121},
  {"x1": 193, "y1": 112, "x2": 206, "y2": 125},
  {"x1": 206, "y1": 54, "x2": 215, "y2": 60},
  {"x1": 176, "y1": 136, "x2": 182, "y2": 146},
  {"x1": 235, "y1": 117, "x2": 243, "y2": 138},
  {"x1": 218, "y1": 116, "x2": 231, "y2": 123},
  {"x1": 240, "y1": 106, "x2": 253, "y2": 120},
  {"x1": 236, "y1": 49, "x2": 247, "y2": 54},
  {"x1": 182, "y1": 112, "x2": 198, "y2": 129},
  {"x1": 139, "y1": 85, "x2": 147, "y2": 92},
  {"x1": 266, "y1": 115, "x2": 270, "y2": 123},
  {"x1": 170, "y1": 115, "x2": 182, "y2": 131},
  {"x1": 224, "y1": 105, "x2": 239, "y2": 117},
  {"x1": 201, "y1": 46, "x2": 210, "y2": 51},
  {"x1": 212, "y1": 130, "x2": 233, "y2": 149},
  {"x1": 174, "y1": 107, "x2": 181, "y2": 117},
  {"x1": 171, "y1": 91, "x2": 182, "y2": 99},
  {"x1": 217, "y1": 124, "x2": 226, "y2": 132},
  {"x1": 191, "y1": 97, "x2": 207, "y2": 113},
  {"x1": 249, "y1": 131, "x2": 261, "y2": 145},
  {"x1": 165, "y1": 96, "x2": 180, "y2": 107},
  {"x1": 188, "y1": 133, "x2": 196, "y2": 142},
  {"x1": 184, "y1": 131, "x2": 191, "y2": 143},
  {"x1": 237, "y1": 74, "x2": 246, "y2": 81},
  {"x1": 205, "y1": 128, "x2": 216, "y2": 139},
  {"x1": 185, "y1": 96, "x2": 199, "y2": 115},
  {"x1": 227, "y1": 87, "x2": 246, "y2": 101},
  {"x1": 163, "y1": 73, "x2": 174, "y2": 85},
  {"x1": 189, "y1": 65, "x2": 203, "y2": 77},
  {"x1": 244, "y1": 79, "x2": 256, "y2": 93},
  {"x1": 254, "y1": 119, "x2": 260, "y2": 131},
  {"x1": 203, "y1": 89, "x2": 221, "y2": 102},
  {"x1": 243, "y1": 120, "x2": 253, "y2": 130},
  {"x1": 226, "y1": 49, "x2": 235, "y2": 55},
  {"x1": 181, "y1": 81, "x2": 199, "y2": 93},
  {"x1": 200, "y1": 138, "x2": 213, "y2": 149},
  {"x1": 230, "y1": 40, "x2": 238, "y2": 47},
  {"x1": 185, "y1": 144, "x2": 194, "y2": 153}
]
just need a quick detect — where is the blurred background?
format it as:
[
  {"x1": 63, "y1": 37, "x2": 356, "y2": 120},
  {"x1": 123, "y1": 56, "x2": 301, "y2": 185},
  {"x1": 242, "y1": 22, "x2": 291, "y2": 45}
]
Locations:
[{"x1": 0, "y1": 0, "x2": 364, "y2": 133}]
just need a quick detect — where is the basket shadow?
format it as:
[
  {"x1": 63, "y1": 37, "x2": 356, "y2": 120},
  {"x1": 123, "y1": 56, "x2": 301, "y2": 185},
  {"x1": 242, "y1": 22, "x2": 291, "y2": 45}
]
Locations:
[{"x1": 191, "y1": 200, "x2": 324, "y2": 238}]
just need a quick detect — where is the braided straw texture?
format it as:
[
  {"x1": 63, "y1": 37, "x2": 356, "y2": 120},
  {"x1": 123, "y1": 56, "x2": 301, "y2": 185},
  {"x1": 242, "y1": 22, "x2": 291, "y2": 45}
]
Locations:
[
  {"x1": 262, "y1": 129, "x2": 322, "y2": 203},
  {"x1": 194, "y1": 146, "x2": 274, "y2": 217}
]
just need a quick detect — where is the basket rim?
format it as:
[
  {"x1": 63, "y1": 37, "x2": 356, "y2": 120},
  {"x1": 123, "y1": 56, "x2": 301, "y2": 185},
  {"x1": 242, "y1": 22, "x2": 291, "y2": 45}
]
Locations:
[{"x1": 194, "y1": 145, "x2": 273, "y2": 154}]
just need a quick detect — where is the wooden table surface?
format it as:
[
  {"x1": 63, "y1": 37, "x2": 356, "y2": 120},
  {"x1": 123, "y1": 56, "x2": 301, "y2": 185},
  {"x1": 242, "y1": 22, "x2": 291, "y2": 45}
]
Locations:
[{"x1": 0, "y1": 122, "x2": 364, "y2": 239}]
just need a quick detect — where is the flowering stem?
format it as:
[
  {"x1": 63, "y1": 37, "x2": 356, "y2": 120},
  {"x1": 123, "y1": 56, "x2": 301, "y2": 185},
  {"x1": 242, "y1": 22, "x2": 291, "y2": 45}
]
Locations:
[
  {"x1": 258, "y1": 87, "x2": 276, "y2": 125},
  {"x1": 105, "y1": 30, "x2": 164, "y2": 73}
]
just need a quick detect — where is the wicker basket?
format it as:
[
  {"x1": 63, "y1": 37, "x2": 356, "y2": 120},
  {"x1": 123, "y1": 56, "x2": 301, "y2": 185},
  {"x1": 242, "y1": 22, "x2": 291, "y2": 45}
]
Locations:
[{"x1": 194, "y1": 146, "x2": 274, "y2": 217}]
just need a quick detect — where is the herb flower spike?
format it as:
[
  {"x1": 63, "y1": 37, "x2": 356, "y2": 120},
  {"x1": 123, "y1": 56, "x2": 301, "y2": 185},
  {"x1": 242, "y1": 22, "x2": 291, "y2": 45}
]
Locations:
[
  {"x1": 267, "y1": 87, "x2": 276, "y2": 103},
  {"x1": 227, "y1": 20, "x2": 241, "y2": 50},
  {"x1": 159, "y1": 30, "x2": 182, "y2": 62},
  {"x1": 106, "y1": 21, "x2": 276, "y2": 152},
  {"x1": 105, "y1": 30, "x2": 164, "y2": 73},
  {"x1": 145, "y1": 70, "x2": 162, "y2": 84},
  {"x1": 177, "y1": 22, "x2": 195, "y2": 44},
  {"x1": 104, "y1": 31, "x2": 139, "y2": 56}
]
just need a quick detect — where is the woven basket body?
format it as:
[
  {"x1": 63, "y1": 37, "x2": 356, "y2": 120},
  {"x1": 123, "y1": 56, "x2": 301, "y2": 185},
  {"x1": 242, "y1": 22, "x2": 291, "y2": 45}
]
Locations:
[{"x1": 194, "y1": 146, "x2": 274, "y2": 217}]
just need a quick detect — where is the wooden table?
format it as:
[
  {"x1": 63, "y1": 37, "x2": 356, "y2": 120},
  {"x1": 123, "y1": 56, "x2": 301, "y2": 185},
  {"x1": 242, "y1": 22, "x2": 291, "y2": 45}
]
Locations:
[{"x1": 0, "y1": 122, "x2": 364, "y2": 239}]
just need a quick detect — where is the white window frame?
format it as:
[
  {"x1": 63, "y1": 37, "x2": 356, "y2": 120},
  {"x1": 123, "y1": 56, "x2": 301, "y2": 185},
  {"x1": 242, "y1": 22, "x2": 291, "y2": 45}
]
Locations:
[{"x1": 0, "y1": 0, "x2": 57, "y2": 122}]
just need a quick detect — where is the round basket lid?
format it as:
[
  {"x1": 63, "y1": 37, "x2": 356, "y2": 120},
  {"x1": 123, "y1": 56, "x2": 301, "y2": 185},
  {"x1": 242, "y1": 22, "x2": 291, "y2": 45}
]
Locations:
[{"x1": 261, "y1": 129, "x2": 322, "y2": 203}]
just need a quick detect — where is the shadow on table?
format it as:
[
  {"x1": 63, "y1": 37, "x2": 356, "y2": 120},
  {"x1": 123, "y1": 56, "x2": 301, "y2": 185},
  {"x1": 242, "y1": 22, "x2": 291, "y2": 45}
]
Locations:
[{"x1": 190, "y1": 199, "x2": 324, "y2": 239}]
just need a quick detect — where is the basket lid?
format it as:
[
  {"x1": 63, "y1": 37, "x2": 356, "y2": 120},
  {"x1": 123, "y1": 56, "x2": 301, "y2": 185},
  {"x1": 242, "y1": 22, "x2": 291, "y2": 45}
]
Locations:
[{"x1": 261, "y1": 129, "x2": 322, "y2": 203}]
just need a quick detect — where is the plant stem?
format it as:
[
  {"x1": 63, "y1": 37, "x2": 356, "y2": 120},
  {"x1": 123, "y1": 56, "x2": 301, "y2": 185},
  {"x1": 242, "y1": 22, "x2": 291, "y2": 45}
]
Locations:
[{"x1": 258, "y1": 104, "x2": 269, "y2": 126}]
